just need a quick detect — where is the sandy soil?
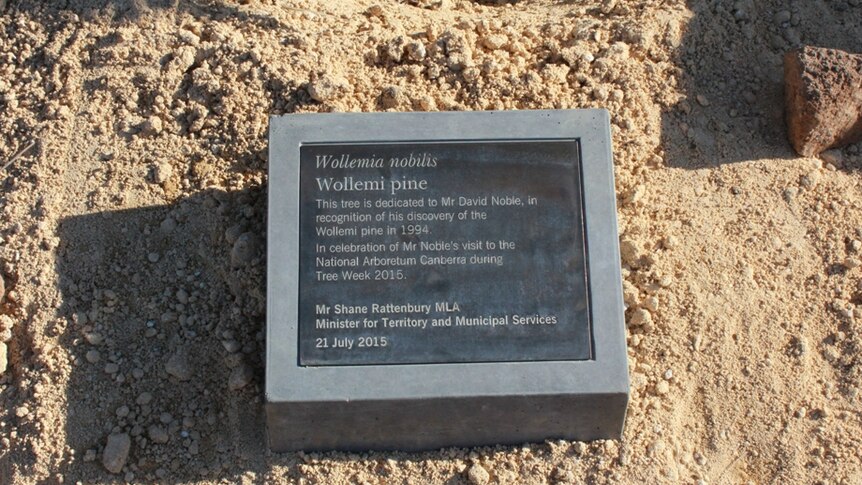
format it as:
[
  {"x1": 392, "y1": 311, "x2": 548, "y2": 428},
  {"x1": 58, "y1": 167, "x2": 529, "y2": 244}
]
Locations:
[{"x1": 0, "y1": 0, "x2": 861, "y2": 483}]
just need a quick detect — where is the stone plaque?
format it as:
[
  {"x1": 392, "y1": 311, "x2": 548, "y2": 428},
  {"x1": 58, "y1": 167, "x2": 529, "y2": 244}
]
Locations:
[
  {"x1": 267, "y1": 110, "x2": 629, "y2": 452},
  {"x1": 298, "y1": 140, "x2": 591, "y2": 366}
]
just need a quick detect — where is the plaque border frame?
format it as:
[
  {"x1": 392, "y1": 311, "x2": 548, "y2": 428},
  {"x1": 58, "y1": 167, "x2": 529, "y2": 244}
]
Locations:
[{"x1": 296, "y1": 138, "x2": 593, "y2": 366}]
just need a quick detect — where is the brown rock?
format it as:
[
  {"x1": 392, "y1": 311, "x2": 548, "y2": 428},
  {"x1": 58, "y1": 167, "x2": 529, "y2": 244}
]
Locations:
[{"x1": 785, "y1": 46, "x2": 862, "y2": 156}]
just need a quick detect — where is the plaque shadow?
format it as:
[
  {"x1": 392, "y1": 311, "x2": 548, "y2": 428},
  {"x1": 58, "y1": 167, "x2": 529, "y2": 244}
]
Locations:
[
  {"x1": 661, "y1": 1, "x2": 862, "y2": 169},
  {"x1": 53, "y1": 186, "x2": 484, "y2": 483},
  {"x1": 55, "y1": 186, "x2": 275, "y2": 483}
]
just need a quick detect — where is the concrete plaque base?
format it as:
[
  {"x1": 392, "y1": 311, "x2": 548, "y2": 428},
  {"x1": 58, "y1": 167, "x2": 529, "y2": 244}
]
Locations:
[{"x1": 266, "y1": 110, "x2": 629, "y2": 452}]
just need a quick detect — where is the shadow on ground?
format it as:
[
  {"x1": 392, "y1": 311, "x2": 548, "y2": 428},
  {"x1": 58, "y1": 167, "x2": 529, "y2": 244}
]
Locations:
[
  {"x1": 663, "y1": 0, "x2": 862, "y2": 169},
  {"x1": 52, "y1": 184, "x2": 499, "y2": 482},
  {"x1": 55, "y1": 186, "x2": 275, "y2": 483},
  {"x1": 46, "y1": 0, "x2": 288, "y2": 26}
]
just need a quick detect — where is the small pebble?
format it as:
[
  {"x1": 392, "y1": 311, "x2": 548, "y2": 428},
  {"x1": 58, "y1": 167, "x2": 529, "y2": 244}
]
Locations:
[
  {"x1": 379, "y1": 85, "x2": 405, "y2": 109},
  {"x1": 148, "y1": 425, "x2": 169, "y2": 444},
  {"x1": 141, "y1": 116, "x2": 163, "y2": 136},
  {"x1": 466, "y1": 463, "x2": 490, "y2": 485},
  {"x1": 662, "y1": 235, "x2": 679, "y2": 249},
  {"x1": 228, "y1": 363, "x2": 254, "y2": 391},
  {"x1": 84, "y1": 332, "x2": 103, "y2": 345},
  {"x1": 222, "y1": 340, "x2": 241, "y2": 353},
  {"x1": 629, "y1": 308, "x2": 652, "y2": 327},
  {"x1": 406, "y1": 41, "x2": 426, "y2": 61},
  {"x1": 160, "y1": 217, "x2": 177, "y2": 233},
  {"x1": 600, "y1": 0, "x2": 617, "y2": 15},
  {"x1": 774, "y1": 10, "x2": 791, "y2": 24},
  {"x1": 136, "y1": 392, "x2": 153, "y2": 406},
  {"x1": 481, "y1": 34, "x2": 508, "y2": 51},
  {"x1": 553, "y1": 467, "x2": 576, "y2": 482},
  {"x1": 366, "y1": 4, "x2": 383, "y2": 17},
  {"x1": 619, "y1": 238, "x2": 641, "y2": 266},
  {"x1": 641, "y1": 296, "x2": 660, "y2": 312},
  {"x1": 230, "y1": 233, "x2": 261, "y2": 267},
  {"x1": 85, "y1": 350, "x2": 101, "y2": 363},
  {"x1": 153, "y1": 162, "x2": 172, "y2": 184},
  {"x1": 147, "y1": 252, "x2": 160, "y2": 263},
  {"x1": 102, "y1": 433, "x2": 131, "y2": 474},
  {"x1": 165, "y1": 349, "x2": 192, "y2": 381},
  {"x1": 307, "y1": 76, "x2": 348, "y2": 103},
  {"x1": 655, "y1": 381, "x2": 670, "y2": 395}
]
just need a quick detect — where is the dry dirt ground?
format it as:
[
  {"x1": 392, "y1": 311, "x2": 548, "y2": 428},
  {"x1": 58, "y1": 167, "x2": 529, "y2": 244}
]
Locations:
[{"x1": 0, "y1": 0, "x2": 861, "y2": 483}]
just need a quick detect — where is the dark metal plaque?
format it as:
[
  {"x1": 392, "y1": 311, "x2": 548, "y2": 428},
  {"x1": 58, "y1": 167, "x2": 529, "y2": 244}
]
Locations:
[{"x1": 298, "y1": 140, "x2": 591, "y2": 366}]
